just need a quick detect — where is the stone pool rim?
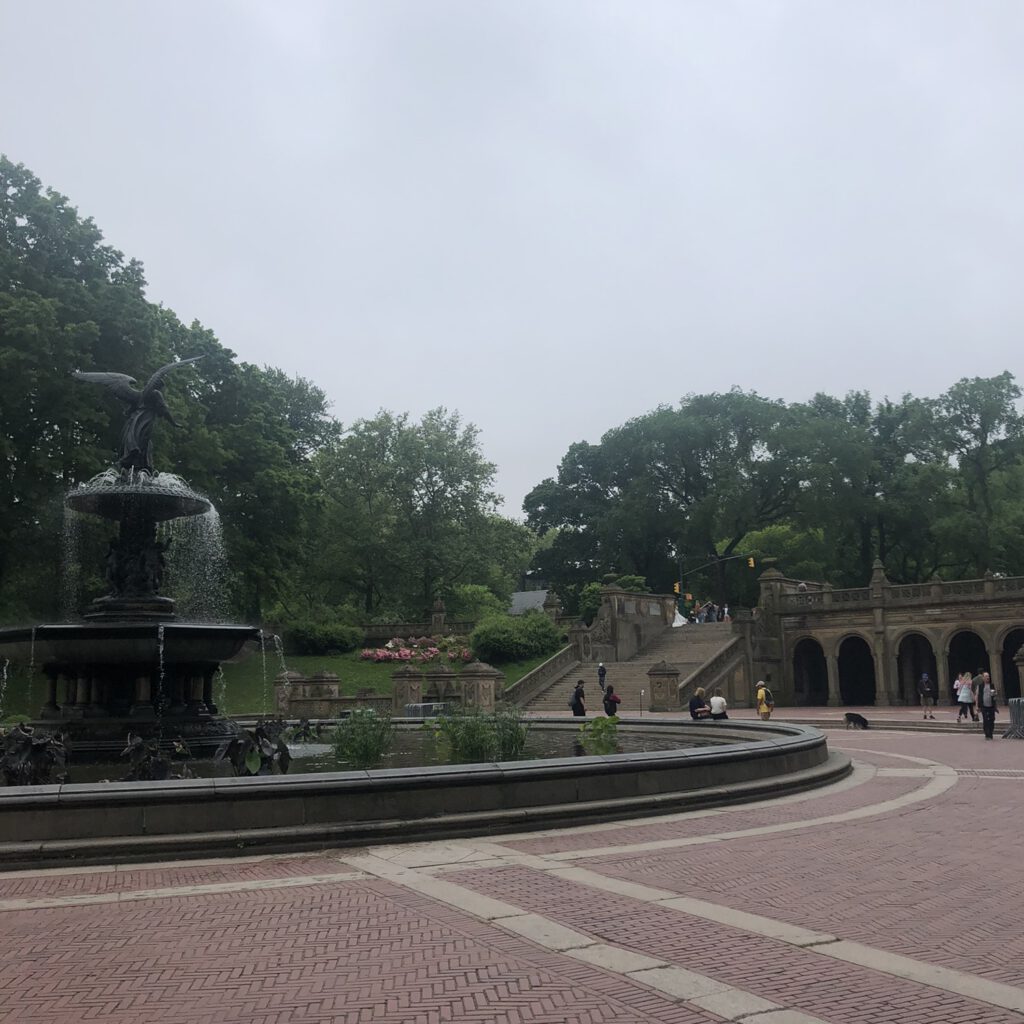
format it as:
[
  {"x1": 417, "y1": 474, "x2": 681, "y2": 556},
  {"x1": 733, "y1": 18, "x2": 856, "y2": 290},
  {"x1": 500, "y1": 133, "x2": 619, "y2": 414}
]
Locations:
[{"x1": 0, "y1": 718, "x2": 850, "y2": 869}]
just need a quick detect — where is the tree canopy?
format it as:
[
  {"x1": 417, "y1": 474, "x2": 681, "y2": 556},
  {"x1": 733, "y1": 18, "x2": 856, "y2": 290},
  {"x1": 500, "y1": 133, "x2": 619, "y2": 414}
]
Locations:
[{"x1": 0, "y1": 156, "x2": 529, "y2": 625}]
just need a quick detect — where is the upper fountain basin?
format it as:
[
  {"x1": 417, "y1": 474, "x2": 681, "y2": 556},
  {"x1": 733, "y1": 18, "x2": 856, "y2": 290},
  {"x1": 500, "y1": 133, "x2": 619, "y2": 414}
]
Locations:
[{"x1": 67, "y1": 469, "x2": 211, "y2": 521}]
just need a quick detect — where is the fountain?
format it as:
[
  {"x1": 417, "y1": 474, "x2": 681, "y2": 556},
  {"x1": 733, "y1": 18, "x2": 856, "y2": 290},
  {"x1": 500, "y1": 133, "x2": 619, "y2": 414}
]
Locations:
[{"x1": 0, "y1": 356, "x2": 259, "y2": 758}]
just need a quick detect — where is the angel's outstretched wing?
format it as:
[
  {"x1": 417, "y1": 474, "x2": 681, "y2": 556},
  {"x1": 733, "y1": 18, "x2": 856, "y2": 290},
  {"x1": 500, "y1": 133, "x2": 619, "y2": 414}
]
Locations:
[
  {"x1": 143, "y1": 355, "x2": 204, "y2": 397},
  {"x1": 71, "y1": 371, "x2": 141, "y2": 405}
]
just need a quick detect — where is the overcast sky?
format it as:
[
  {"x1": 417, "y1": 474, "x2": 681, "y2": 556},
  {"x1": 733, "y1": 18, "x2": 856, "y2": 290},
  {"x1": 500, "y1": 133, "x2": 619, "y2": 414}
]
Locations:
[{"x1": 3, "y1": 1, "x2": 1024, "y2": 513}]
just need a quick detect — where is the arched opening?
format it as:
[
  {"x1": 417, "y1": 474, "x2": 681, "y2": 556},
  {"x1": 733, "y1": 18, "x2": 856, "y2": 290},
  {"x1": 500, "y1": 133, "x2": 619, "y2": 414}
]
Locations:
[
  {"x1": 793, "y1": 638, "x2": 828, "y2": 706},
  {"x1": 837, "y1": 636, "x2": 876, "y2": 706},
  {"x1": 1000, "y1": 628, "x2": 1024, "y2": 700},
  {"x1": 946, "y1": 631, "x2": 988, "y2": 702},
  {"x1": 896, "y1": 633, "x2": 938, "y2": 705}
]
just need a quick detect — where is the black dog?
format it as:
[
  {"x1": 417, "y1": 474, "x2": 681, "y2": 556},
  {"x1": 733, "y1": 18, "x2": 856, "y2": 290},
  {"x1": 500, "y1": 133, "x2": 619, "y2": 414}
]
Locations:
[{"x1": 844, "y1": 712, "x2": 869, "y2": 730}]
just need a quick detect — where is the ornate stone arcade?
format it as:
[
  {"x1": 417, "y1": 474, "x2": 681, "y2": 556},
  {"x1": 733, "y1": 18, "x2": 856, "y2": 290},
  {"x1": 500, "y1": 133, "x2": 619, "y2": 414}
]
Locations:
[{"x1": 750, "y1": 562, "x2": 1024, "y2": 706}]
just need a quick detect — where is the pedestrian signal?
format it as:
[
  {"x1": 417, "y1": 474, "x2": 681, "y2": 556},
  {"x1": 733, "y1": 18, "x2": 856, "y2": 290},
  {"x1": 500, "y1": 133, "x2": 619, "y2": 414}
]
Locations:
[{"x1": 684, "y1": 592, "x2": 692, "y2": 601}]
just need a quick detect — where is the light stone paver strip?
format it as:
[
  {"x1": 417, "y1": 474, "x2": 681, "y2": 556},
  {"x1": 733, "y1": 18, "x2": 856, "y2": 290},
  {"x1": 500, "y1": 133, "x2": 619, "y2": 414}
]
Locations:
[{"x1": 0, "y1": 728, "x2": 1021, "y2": 1023}]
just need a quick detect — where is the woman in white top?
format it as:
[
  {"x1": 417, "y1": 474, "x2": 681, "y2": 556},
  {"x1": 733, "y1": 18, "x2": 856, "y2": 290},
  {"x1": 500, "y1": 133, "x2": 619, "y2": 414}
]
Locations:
[
  {"x1": 955, "y1": 672, "x2": 975, "y2": 722},
  {"x1": 709, "y1": 691, "x2": 728, "y2": 720}
]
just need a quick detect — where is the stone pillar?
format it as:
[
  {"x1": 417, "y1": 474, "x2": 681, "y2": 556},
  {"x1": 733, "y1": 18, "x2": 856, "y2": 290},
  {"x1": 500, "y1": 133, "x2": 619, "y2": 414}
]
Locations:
[
  {"x1": 458, "y1": 661, "x2": 501, "y2": 712},
  {"x1": 424, "y1": 665, "x2": 456, "y2": 703},
  {"x1": 392, "y1": 664, "x2": 423, "y2": 714},
  {"x1": 542, "y1": 590, "x2": 562, "y2": 621},
  {"x1": 203, "y1": 668, "x2": 217, "y2": 715},
  {"x1": 430, "y1": 597, "x2": 446, "y2": 633},
  {"x1": 43, "y1": 670, "x2": 59, "y2": 717},
  {"x1": 935, "y1": 653, "x2": 950, "y2": 707},
  {"x1": 647, "y1": 661, "x2": 680, "y2": 712},
  {"x1": 876, "y1": 646, "x2": 895, "y2": 706},
  {"x1": 187, "y1": 672, "x2": 209, "y2": 715},
  {"x1": 987, "y1": 646, "x2": 1003, "y2": 695},
  {"x1": 75, "y1": 674, "x2": 90, "y2": 708},
  {"x1": 825, "y1": 652, "x2": 841, "y2": 707},
  {"x1": 131, "y1": 674, "x2": 154, "y2": 718}
]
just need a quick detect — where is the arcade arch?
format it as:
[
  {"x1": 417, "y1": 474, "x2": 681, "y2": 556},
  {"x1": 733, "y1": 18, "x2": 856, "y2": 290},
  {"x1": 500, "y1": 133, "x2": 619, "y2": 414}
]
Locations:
[
  {"x1": 946, "y1": 630, "x2": 988, "y2": 702},
  {"x1": 837, "y1": 635, "x2": 876, "y2": 706},
  {"x1": 793, "y1": 638, "x2": 828, "y2": 707},
  {"x1": 895, "y1": 632, "x2": 938, "y2": 705}
]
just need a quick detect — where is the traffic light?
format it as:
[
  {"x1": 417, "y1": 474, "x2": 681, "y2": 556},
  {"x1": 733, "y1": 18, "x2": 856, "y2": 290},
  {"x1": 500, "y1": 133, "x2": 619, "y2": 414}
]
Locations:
[
  {"x1": 673, "y1": 581, "x2": 680, "y2": 594},
  {"x1": 747, "y1": 557, "x2": 756, "y2": 568}
]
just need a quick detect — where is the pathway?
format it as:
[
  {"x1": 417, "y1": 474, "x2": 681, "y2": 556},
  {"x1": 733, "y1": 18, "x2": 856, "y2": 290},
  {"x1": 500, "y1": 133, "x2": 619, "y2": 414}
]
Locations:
[{"x1": 0, "y1": 727, "x2": 1021, "y2": 1023}]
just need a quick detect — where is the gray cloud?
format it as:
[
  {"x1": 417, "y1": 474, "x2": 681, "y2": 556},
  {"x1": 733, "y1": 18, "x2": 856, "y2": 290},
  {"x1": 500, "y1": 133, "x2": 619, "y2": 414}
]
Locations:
[{"x1": 3, "y1": 1, "x2": 1023, "y2": 511}]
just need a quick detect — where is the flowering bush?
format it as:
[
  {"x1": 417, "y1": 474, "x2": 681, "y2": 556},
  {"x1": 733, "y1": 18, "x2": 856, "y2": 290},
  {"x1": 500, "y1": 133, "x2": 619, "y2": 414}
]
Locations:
[{"x1": 359, "y1": 634, "x2": 472, "y2": 664}]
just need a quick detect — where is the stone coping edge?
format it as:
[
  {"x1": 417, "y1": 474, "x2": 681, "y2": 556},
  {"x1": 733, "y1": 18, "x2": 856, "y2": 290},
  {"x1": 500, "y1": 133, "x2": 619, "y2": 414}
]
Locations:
[{"x1": 0, "y1": 752, "x2": 851, "y2": 870}]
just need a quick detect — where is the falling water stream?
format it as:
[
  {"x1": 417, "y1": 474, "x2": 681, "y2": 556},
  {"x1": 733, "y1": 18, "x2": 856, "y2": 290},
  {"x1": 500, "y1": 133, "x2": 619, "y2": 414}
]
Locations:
[
  {"x1": 0, "y1": 659, "x2": 9, "y2": 720},
  {"x1": 156, "y1": 623, "x2": 166, "y2": 739},
  {"x1": 259, "y1": 631, "x2": 268, "y2": 715}
]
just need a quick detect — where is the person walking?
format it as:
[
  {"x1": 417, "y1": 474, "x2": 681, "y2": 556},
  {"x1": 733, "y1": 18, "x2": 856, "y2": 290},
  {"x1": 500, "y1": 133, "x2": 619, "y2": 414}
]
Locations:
[
  {"x1": 602, "y1": 684, "x2": 621, "y2": 717},
  {"x1": 956, "y1": 671, "x2": 975, "y2": 722},
  {"x1": 917, "y1": 672, "x2": 936, "y2": 720},
  {"x1": 570, "y1": 680, "x2": 586, "y2": 717},
  {"x1": 597, "y1": 663, "x2": 607, "y2": 691},
  {"x1": 756, "y1": 680, "x2": 774, "y2": 721},
  {"x1": 977, "y1": 673, "x2": 999, "y2": 740},
  {"x1": 969, "y1": 670, "x2": 984, "y2": 722}
]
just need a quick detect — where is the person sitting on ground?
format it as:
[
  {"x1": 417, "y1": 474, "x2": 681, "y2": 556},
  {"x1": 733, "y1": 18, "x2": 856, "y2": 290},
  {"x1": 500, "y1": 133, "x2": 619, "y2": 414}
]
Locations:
[
  {"x1": 689, "y1": 686, "x2": 711, "y2": 720},
  {"x1": 709, "y1": 690, "x2": 728, "y2": 720},
  {"x1": 603, "y1": 684, "x2": 622, "y2": 717}
]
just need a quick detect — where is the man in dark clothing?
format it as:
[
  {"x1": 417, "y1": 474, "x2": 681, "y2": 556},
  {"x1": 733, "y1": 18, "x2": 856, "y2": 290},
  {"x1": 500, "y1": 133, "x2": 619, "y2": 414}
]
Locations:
[
  {"x1": 597, "y1": 663, "x2": 606, "y2": 691},
  {"x1": 570, "y1": 681, "x2": 586, "y2": 717},
  {"x1": 917, "y1": 673, "x2": 936, "y2": 720},
  {"x1": 977, "y1": 673, "x2": 998, "y2": 739}
]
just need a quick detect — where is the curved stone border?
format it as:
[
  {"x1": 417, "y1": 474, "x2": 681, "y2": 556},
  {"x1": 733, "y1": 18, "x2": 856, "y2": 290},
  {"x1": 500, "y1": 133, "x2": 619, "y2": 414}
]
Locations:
[{"x1": 0, "y1": 719, "x2": 849, "y2": 869}]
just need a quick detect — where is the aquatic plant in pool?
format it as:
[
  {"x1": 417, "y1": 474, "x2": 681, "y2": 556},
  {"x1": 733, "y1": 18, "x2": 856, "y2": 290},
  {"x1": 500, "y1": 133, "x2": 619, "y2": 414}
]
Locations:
[
  {"x1": 331, "y1": 708, "x2": 396, "y2": 769},
  {"x1": 427, "y1": 706, "x2": 530, "y2": 763}
]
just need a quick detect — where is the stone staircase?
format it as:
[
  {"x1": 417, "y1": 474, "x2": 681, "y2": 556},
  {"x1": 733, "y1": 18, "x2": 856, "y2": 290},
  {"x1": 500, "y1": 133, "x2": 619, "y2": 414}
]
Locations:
[{"x1": 524, "y1": 622, "x2": 738, "y2": 714}]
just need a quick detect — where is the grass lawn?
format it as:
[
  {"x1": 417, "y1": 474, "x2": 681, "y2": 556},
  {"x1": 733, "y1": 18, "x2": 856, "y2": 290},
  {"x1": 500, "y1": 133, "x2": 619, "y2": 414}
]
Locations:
[{"x1": 0, "y1": 649, "x2": 562, "y2": 721}]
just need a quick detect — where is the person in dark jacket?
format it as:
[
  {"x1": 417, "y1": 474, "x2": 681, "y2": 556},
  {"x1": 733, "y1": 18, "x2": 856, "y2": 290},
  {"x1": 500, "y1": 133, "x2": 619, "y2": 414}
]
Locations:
[
  {"x1": 570, "y1": 680, "x2": 586, "y2": 717},
  {"x1": 977, "y1": 673, "x2": 999, "y2": 739},
  {"x1": 603, "y1": 684, "x2": 621, "y2": 717},
  {"x1": 917, "y1": 672, "x2": 936, "y2": 720},
  {"x1": 597, "y1": 663, "x2": 607, "y2": 691},
  {"x1": 688, "y1": 686, "x2": 711, "y2": 720}
]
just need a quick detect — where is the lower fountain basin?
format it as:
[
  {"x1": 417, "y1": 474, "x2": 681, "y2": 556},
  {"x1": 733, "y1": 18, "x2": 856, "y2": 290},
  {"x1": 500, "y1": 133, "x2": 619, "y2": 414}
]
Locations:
[
  {"x1": 0, "y1": 622, "x2": 259, "y2": 667},
  {"x1": 0, "y1": 719, "x2": 850, "y2": 869}
]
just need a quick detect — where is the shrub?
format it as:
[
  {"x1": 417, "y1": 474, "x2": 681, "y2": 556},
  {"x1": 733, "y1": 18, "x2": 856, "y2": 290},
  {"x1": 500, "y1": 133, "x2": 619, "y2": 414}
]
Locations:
[
  {"x1": 429, "y1": 706, "x2": 531, "y2": 763},
  {"x1": 578, "y1": 715, "x2": 620, "y2": 755},
  {"x1": 469, "y1": 611, "x2": 562, "y2": 663},
  {"x1": 284, "y1": 621, "x2": 365, "y2": 656},
  {"x1": 332, "y1": 709, "x2": 395, "y2": 769}
]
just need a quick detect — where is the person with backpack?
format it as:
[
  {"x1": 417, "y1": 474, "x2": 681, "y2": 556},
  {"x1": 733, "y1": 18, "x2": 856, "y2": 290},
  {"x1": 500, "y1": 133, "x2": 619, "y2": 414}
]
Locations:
[
  {"x1": 602, "y1": 684, "x2": 621, "y2": 717},
  {"x1": 597, "y1": 663, "x2": 607, "y2": 691},
  {"x1": 756, "y1": 680, "x2": 774, "y2": 721},
  {"x1": 569, "y1": 680, "x2": 586, "y2": 717}
]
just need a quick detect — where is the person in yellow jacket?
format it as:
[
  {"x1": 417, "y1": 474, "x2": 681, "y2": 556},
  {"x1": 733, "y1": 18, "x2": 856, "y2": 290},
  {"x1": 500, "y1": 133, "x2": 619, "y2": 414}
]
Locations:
[{"x1": 756, "y1": 681, "x2": 774, "y2": 721}]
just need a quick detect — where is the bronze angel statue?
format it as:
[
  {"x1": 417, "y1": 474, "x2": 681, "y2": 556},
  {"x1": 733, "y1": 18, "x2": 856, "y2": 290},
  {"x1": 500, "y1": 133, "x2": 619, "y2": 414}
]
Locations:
[{"x1": 73, "y1": 356, "x2": 204, "y2": 474}]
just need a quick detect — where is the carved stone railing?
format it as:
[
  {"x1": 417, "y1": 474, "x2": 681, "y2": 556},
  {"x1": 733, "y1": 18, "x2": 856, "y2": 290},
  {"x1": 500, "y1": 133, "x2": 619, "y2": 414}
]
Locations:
[
  {"x1": 503, "y1": 645, "x2": 578, "y2": 707},
  {"x1": 676, "y1": 636, "x2": 746, "y2": 707},
  {"x1": 776, "y1": 575, "x2": 1024, "y2": 612}
]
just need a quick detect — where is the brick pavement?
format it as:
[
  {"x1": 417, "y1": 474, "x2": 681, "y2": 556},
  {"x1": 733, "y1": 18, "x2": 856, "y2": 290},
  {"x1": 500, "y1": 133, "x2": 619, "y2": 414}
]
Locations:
[{"x1": 0, "y1": 728, "x2": 1021, "y2": 1023}]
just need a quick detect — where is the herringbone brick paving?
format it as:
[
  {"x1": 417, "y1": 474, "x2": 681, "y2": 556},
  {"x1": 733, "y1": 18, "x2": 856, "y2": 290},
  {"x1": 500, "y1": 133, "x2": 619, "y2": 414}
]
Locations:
[
  {"x1": 0, "y1": 855, "x2": 352, "y2": 901},
  {"x1": 448, "y1": 861, "x2": 1020, "y2": 1024},
  {"x1": 500, "y1": 772, "x2": 923, "y2": 855},
  {"x1": 0, "y1": 879, "x2": 720, "y2": 1024},
  {"x1": 1, "y1": 729, "x2": 1021, "y2": 1023}
]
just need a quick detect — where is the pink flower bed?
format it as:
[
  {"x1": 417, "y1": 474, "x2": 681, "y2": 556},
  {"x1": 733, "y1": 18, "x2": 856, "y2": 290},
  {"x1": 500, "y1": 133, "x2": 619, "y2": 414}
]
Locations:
[{"x1": 359, "y1": 635, "x2": 472, "y2": 664}]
